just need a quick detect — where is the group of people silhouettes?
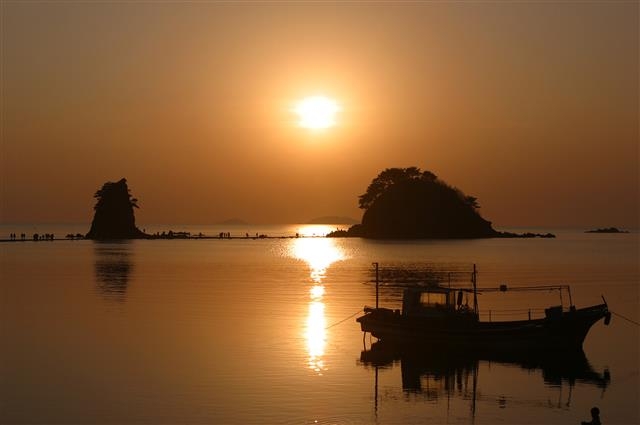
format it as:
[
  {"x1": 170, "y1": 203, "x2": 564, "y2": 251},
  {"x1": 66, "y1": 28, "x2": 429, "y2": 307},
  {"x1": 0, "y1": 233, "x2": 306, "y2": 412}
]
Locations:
[{"x1": 7, "y1": 233, "x2": 56, "y2": 241}]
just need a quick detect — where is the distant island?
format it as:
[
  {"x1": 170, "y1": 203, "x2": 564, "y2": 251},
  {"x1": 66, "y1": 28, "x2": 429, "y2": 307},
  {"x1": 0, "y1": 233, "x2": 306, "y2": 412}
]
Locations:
[
  {"x1": 86, "y1": 178, "x2": 148, "y2": 240},
  {"x1": 328, "y1": 167, "x2": 554, "y2": 239},
  {"x1": 585, "y1": 227, "x2": 629, "y2": 234},
  {"x1": 307, "y1": 216, "x2": 359, "y2": 225}
]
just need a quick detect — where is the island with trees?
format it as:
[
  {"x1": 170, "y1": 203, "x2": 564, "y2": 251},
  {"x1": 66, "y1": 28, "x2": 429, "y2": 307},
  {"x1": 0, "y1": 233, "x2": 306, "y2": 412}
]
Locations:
[
  {"x1": 86, "y1": 178, "x2": 149, "y2": 240},
  {"x1": 329, "y1": 167, "x2": 554, "y2": 239},
  {"x1": 81, "y1": 170, "x2": 555, "y2": 241}
]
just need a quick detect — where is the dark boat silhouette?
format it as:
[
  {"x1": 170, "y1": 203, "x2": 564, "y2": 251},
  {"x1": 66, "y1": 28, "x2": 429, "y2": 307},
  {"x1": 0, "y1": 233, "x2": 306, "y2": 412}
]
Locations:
[
  {"x1": 358, "y1": 340, "x2": 610, "y2": 421},
  {"x1": 357, "y1": 264, "x2": 611, "y2": 351},
  {"x1": 360, "y1": 341, "x2": 611, "y2": 391}
]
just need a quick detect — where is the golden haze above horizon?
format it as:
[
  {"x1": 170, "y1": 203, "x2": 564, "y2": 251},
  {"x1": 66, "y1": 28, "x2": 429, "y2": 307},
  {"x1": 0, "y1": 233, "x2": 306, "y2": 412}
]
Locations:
[{"x1": 1, "y1": 2, "x2": 637, "y2": 228}]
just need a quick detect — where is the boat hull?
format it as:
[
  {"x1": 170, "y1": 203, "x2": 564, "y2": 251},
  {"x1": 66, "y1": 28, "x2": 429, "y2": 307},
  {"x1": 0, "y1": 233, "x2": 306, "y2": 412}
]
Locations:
[{"x1": 356, "y1": 304, "x2": 609, "y2": 351}]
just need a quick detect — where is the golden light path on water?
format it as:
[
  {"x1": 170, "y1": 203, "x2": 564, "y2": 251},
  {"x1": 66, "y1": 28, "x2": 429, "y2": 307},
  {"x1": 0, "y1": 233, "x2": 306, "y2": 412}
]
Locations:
[{"x1": 290, "y1": 236, "x2": 347, "y2": 374}]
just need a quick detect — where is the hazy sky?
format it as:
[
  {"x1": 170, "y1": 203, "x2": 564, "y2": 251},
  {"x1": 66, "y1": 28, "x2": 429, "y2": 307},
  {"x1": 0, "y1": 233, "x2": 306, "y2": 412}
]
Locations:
[{"x1": 1, "y1": 1, "x2": 638, "y2": 228}]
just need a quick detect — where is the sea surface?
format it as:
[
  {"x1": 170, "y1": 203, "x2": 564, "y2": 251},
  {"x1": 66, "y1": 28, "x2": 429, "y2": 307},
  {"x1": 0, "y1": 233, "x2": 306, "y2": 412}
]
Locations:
[{"x1": 1, "y1": 225, "x2": 638, "y2": 424}]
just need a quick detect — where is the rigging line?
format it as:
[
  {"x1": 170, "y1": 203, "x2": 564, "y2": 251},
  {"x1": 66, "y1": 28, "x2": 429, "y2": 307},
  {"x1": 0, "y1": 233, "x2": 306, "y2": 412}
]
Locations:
[
  {"x1": 611, "y1": 311, "x2": 640, "y2": 326},
  {"x1": 325, "y1": 309, "x2": 363, "y2": 330}
]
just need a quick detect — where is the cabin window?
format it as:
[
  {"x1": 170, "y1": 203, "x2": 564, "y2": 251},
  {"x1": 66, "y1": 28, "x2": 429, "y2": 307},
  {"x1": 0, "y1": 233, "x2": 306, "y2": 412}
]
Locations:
[{"x1": 419, "y1": 292, "x2": 448, "y2": 307}]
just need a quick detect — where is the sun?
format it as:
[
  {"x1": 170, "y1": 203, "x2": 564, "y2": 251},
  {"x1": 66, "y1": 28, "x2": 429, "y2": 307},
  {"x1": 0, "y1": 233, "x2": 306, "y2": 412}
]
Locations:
[{"x1": 294, "y1": 96, "x2": 340, "y2": 130}]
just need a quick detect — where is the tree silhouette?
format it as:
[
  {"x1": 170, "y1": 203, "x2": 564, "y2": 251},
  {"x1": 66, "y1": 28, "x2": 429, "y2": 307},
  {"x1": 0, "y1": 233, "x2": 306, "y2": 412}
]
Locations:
[
  {"x1": 359, "y1": 167, "x2": 437, "y2": 209},
  {"x1": 350, "y1": 167, "x2": 496, "y2": 239},
  {"x1": 86, "y1": 178, "x2": 147, "y2": 240}
]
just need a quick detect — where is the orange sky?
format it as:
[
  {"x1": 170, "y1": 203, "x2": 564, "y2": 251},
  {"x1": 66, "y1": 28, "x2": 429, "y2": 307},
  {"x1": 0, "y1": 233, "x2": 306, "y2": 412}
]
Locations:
[{"x1": 1, "y1": 2, "x2": 638, "y2": 228}]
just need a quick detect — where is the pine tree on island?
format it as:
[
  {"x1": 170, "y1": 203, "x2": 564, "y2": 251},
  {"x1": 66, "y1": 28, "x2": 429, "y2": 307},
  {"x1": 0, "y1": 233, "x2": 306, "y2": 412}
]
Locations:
[{"x1": 86, "y1": 178, "x2": 148, "y2": 240}]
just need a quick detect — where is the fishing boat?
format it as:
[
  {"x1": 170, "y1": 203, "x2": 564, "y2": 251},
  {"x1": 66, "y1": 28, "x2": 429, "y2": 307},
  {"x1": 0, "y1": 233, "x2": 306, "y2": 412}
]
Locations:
[{"x1": 356, "y1": 264, "x2": 611, "y2": 351}]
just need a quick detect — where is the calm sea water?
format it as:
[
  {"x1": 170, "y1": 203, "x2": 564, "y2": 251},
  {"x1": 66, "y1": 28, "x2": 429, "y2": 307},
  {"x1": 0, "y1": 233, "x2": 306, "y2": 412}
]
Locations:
[{"x1": 1, "y1": 225, "x2": 638, "y2": 424}]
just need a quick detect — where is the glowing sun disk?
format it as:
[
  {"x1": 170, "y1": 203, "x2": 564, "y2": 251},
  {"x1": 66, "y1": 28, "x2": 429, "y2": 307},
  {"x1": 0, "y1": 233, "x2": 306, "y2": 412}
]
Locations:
[{"x1": 294, "y1": 96, "x2": 340, "y2": 129}]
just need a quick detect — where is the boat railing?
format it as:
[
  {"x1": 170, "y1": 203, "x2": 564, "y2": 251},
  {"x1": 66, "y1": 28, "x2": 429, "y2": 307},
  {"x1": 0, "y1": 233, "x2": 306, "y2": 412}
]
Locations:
[
  {"x1": 480, "y1": 307, "x2": 550, "y2": 322},
  {"x1": 368, "y1": 264, "x2": 578, "y2": 321},
  {"x1": 478, "y1": 284, "x2": 573, "y2": 305},
  {"x1": 369, "y1": 264, "x2": 476, "y2": 286}
]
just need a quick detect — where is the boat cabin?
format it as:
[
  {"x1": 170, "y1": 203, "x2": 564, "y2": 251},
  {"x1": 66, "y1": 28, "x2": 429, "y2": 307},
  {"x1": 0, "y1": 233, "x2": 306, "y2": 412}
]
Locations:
[{"x1": 402, "y1": 287, "x2": 473, "y2": 318}]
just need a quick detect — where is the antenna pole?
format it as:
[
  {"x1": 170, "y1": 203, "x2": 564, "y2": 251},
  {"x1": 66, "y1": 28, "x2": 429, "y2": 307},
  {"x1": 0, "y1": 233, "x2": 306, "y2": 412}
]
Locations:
[
  {"x1": 373, "y1": 262, "x2": 379, "y2": 309},
  {"x1": 473, "y1": 264, "x2": 478, "y2": 316}
]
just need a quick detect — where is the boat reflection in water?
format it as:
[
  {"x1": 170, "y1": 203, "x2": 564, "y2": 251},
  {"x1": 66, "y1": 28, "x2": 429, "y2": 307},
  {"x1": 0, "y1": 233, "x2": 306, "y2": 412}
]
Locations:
[
  {"x1": 359, "y1": 341, "x2": 610, "y2": 417},
  {"x1": 93, "y1": 242, "x2": 133, "y2": 301},
  {"x1": 290, "y1": 238, "x2": 346, "y2": 374}
]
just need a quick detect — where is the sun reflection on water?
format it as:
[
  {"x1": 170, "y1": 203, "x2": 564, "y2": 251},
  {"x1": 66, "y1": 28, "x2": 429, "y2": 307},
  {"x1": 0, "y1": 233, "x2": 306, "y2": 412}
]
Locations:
[
  {"x1": 292, "y1": 237, "x2": 346, "y2": 283},
  {"x1": 305, "y1": 301, "x2": 327, "y2": 373},
  {"x1": 290, "y1": 238, "x2": 346, "y2": 375},
  {"x1": 310, "y1": 285, "x2": 325, "y2": 300}
]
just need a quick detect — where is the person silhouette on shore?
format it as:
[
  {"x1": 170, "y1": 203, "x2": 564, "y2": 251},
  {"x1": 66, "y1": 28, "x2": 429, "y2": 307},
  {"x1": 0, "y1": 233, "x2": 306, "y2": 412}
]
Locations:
[{"x1": 581, "y1": 406, "x2": 601, "y2": 425}]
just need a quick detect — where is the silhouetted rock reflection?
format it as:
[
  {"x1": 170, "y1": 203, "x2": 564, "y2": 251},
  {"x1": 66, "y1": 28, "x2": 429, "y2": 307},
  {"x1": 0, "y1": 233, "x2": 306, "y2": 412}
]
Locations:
[
  {"x1": 94, "y1": 242, "x2": 133, "y2": 301},
  {"x1": 359, "y1": 341, "x2": 610, "y2": 395}
]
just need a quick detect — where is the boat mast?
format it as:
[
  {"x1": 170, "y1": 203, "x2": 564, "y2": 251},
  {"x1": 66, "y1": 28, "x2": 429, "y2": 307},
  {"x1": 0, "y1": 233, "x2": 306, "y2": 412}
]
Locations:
[
  {"x1": 567, "y1": 286, "x2": 573, "y2": 307},
  {"x1": 472, "y1": 264, "x2": 478, "y2": 316}
]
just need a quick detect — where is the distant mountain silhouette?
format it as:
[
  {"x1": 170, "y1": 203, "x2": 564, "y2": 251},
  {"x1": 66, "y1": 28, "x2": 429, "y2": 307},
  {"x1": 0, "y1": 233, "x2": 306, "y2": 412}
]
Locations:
[
  {"x1": 585, "y1": 227, "x2": 629, "y2": 234},
  {"x1": 330, "y1": 167, "x2": 553, "y2": 239},
  {"x1": 307, "y1": 216, "x2": 359, "y2": 224},
  {"x1": 86, "y1": 178, "x2": 148, "y2": 240}
]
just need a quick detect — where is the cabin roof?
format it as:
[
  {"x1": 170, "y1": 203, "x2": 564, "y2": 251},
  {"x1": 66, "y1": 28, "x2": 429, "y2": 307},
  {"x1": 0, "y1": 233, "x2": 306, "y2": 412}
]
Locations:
[
  {"x1": 404, "y1": 286, "x2": 469, "y2": 294},
  {"x1": 407, "y1": 287, "x2": 447, "y2": 292}
]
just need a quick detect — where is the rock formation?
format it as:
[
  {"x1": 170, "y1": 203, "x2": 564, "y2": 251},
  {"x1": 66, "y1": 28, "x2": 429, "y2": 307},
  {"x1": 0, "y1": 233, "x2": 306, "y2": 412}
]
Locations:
[{"x1": 86, "y1": 178, "x2": 148, "y2": 240}]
